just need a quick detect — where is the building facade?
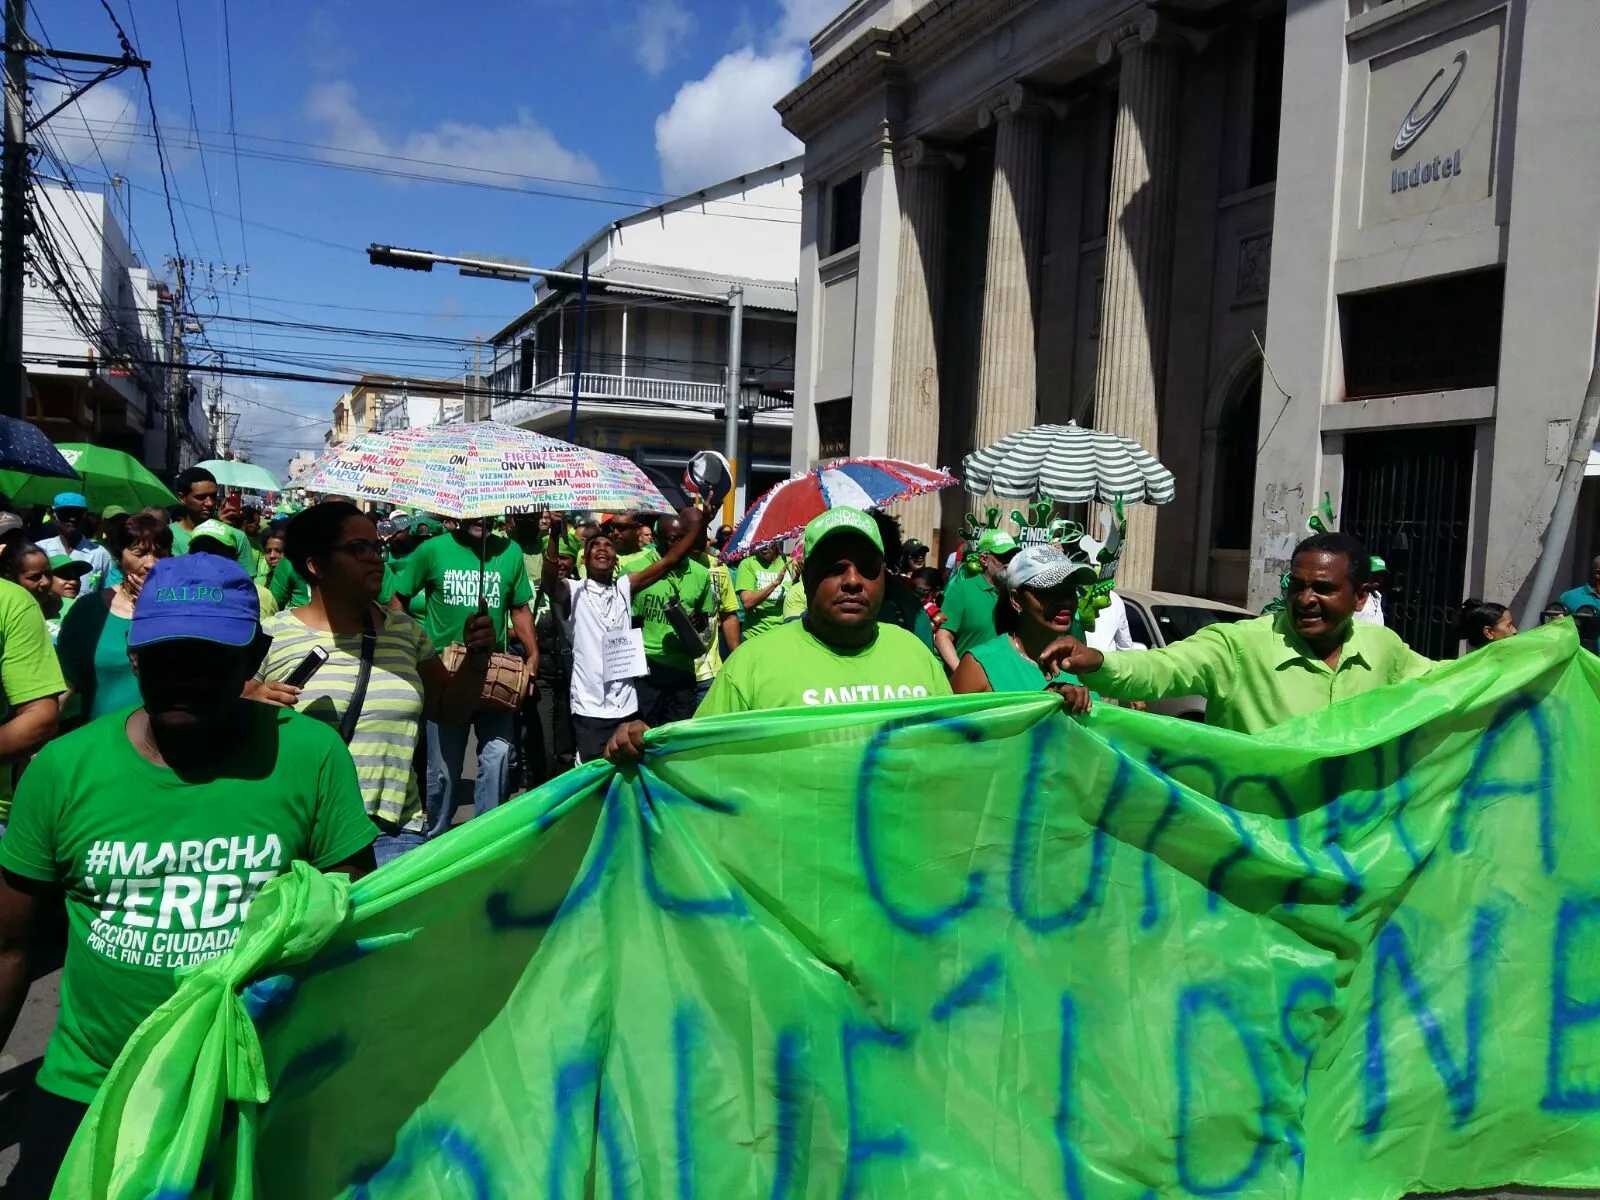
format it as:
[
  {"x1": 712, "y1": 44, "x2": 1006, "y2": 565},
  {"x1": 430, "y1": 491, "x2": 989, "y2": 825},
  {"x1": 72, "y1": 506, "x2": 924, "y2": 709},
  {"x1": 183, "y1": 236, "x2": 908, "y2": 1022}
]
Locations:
[
  {"x1": 24, "y1": 186, "x2": 206, "y2": 468},
  {"x1": 779, "y1": 0, "x2": 1600, "y2": 656},
  {"x1": 488, "y1": 161, "x2": 802, "y2": 512}
]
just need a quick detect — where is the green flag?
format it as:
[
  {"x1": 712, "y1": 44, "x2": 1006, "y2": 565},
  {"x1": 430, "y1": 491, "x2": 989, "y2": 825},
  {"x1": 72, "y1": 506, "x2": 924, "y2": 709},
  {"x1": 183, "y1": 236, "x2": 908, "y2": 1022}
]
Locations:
[{"x1": 57, "y1": 623, "x2": 1600, "y2": 1199}]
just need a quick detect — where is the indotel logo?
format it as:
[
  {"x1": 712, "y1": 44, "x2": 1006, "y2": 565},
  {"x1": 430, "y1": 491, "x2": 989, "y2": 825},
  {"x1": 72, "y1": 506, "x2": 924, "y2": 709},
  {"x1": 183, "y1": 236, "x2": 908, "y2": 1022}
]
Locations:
[{"x1": 1390, "y1": 49, "x2": 1467, "y2": 194}]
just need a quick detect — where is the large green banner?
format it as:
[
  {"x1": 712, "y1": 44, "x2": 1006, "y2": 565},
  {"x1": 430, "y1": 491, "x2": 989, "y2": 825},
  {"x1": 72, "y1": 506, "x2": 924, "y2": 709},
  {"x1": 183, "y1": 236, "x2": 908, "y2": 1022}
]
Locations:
[{"x1": 57, "y1": 623, "x2": 1600, "y2": 1199}]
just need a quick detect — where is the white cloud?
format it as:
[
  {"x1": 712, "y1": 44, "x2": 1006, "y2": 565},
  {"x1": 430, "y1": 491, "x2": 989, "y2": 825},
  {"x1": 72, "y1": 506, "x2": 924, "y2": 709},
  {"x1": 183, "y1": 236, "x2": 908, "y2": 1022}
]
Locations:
[
  {"x1": 223, "y1": 380, "x2": 333, "y2": 479},
  {"x1": 654, "y1": 46, "x2": 806, "y2": 195},
  {"x1": 304, "y1": 81, "x2": 600, "y2": 186},
  {"x1": 775, "y1": 0, "x2": 840, "y2": 44},
  {"x1": 34, "y1": 80, "x2": 151, "y2": 173},
  {"x1": 651, "y1": 0, "x2": 828, "y2": 195},
  {"x1": 629, "y1": 0, "x2": 696, "y2": 76}
]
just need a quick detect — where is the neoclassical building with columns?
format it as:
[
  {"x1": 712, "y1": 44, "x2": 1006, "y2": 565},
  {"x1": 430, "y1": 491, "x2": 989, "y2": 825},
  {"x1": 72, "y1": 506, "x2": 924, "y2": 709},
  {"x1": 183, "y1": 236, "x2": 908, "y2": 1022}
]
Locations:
[{"x1": 778, "y1": 0, "x2": 1600, "y2": 657}]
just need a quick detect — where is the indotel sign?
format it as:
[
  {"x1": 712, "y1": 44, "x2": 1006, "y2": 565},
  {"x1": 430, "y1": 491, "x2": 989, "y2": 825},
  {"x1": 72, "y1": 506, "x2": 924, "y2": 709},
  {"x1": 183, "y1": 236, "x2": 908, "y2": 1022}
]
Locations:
[
  {"x1": 1389, "y1": 51, "x2": 1466, "y2": 195},
  {"x1": 1363, "y1": 15, "x2": 1501, "y2": 227}
]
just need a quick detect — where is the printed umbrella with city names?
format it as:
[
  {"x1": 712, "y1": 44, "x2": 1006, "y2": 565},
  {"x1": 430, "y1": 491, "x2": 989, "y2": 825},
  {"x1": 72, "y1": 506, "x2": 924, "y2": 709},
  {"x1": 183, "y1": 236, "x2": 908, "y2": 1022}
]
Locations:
[
  {"x1": 0, "y1": 443, "x2": 178, "y2": 511},
  {"x1": 297, "y1": 422, "x2": 675, "y2": 518},
  {"x1": 961, "y1": 420, "x2": 1176, "y2": 505}
]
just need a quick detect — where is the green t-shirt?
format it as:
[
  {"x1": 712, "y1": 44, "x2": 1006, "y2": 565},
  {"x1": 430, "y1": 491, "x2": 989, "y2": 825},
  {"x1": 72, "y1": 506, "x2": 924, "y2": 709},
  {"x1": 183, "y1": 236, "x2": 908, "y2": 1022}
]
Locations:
[
  {"x1": 381, "y1": 557, "x2": 428, "y2": 619},
  {"x1": 173, "y1": 521, "x2": 255, "y2": 575},
  {"x1": 0, "y1": 704, "x2": 375, "y2": 1102},
  {"x1": 0, "y1": 578, "x2": 67, "y2": 820},
  {"x1": 734, "y1": 555, "x2": 791, "y2": 640},
  {"x1": 617, "y1": 546, "x2": 660, "y2": 575},
  {"x1": 633, "y1": 558, "x2": 716, "y2": 671},
  {"x1": 881, "y1": 574, "x2": 937, "y2": 652},
  {"x1": 54, "y1": 591, "x2": 139, "y2": 723},
  {"x1": 968, "y1": 633, "x2": 1082, "y2": 693},
  {"x1": 698, "y1": 618, "x2": 952, "y2": 715},
  {"x1": 782, "y1": 578, "x2": 807, "y2": 621},
  {"x1": 941, "y1": 568, "x2": 1001, "y2": 658},
  {"x1": 269, "y1": 561, "x2": 314, "y2": 612},
  {"x1": 390, "y1": 533, "x2": 533, "y2": 651}
]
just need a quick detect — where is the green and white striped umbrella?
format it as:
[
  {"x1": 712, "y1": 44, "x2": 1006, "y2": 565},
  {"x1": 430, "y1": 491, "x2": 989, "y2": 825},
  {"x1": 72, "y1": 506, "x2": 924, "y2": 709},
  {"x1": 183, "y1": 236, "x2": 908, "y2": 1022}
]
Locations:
[{"x1": 961, "y1": 421, "x2": 1176, "y2": 504}]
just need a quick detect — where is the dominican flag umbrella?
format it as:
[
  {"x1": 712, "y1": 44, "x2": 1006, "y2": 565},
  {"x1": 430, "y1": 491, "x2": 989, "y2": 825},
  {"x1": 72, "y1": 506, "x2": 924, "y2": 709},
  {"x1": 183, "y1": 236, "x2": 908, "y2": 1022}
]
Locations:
[
  {"x1": 961, "y1": 421, "x2": 1175, "y2": 505},
  {"x1": 722, "y1": 458, "x2": 956, "y2": 561}
]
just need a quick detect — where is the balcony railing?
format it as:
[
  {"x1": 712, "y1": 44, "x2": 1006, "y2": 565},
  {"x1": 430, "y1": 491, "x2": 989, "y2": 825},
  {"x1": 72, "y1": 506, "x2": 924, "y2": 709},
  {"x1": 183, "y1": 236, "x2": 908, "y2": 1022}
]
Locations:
[{"x1": 492, "y1": 372, "x2": 792, "y2": 428}]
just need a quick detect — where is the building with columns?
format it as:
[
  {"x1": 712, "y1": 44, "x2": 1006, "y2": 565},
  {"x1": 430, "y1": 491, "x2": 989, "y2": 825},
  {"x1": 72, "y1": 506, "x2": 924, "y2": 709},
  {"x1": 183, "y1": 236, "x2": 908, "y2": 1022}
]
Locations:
[{"x1": 778, "y1": 0, "x2": 1600, "y2": 658}]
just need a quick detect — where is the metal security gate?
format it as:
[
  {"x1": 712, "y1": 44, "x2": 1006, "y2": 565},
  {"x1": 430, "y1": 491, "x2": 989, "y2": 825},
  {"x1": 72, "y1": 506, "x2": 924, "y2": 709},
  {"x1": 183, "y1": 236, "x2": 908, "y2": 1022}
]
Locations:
[{"x1": 1341, "y1": 425, "x2": 1476, "y2": 659}]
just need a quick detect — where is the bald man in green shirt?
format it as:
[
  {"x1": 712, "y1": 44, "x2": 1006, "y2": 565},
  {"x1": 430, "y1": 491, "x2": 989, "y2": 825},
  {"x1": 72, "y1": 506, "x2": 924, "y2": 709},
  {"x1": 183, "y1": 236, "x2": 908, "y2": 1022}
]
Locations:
[{"x1": 1041, "y1": 532, "x2": 1435, "y2": 734}]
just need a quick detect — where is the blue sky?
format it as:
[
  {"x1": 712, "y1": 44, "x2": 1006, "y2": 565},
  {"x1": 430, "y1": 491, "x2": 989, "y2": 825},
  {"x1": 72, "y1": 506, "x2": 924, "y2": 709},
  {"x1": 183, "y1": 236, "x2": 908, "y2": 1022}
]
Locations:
[{"x1": 36, "y1": 0, "x2": 832, "y2": 474}]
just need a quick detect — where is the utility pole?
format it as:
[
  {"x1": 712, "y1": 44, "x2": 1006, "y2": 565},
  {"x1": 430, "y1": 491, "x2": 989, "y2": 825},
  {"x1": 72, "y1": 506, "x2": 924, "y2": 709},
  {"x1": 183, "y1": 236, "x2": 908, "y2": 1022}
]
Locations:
[
  {"x1": 723, "y1": 284, "x2": 745, "y2": 525},
  {"x1": 1, "y1": 0, "x2": 28, "y2": 419},
  {"x1": 565, "y1": 251, "x2": 589, "y2": 446},
  {"x1": 472, "y1": 336, "x2": 482, "y2": 422},
  {"x1": 0, "y1": 11, "x2": 146, "y2": 420},
  {"x1": 164, "y1": 262, "x2": 185, "y2": 473}
]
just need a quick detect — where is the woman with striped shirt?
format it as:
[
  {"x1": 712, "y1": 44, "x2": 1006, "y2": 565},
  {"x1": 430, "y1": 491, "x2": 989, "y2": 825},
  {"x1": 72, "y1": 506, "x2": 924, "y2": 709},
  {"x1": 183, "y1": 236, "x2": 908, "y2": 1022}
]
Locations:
[{"x1": 248, "y1": 502, "x2": 491, "y2": 865}]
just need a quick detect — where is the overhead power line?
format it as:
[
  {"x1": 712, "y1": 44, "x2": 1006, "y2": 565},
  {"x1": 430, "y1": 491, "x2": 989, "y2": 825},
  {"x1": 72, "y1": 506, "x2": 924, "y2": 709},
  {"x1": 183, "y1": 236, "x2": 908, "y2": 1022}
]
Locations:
[
  {"x1": 65, "y1": 116, "x2": 801, "y2": 213},
  {"x1": 66, "y1": 119, "x2": 802, "y2": 224}
]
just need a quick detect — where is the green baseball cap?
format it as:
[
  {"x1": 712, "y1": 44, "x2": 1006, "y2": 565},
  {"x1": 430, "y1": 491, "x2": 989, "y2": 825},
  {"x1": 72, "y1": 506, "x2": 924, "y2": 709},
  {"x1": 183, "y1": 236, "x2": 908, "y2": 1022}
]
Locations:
[
  {"x1": 189, "y1": 518, "x2": 242, "y2": 554},
  {"x1": 1369, "y1": 556, "x2": 1388, "y2": 573},
  {"x1": 101, "y1": 504, "x2": 129, "y2": 520},
  {"x1": 976, "y1": 529, "x2": 1020, "y2": 557},
  {"x1": 803, "y1": 507, "x2": 883, "y2": 558},
  {"x1": 47, "y1": 554, "x2": 91, "y2": 579}
]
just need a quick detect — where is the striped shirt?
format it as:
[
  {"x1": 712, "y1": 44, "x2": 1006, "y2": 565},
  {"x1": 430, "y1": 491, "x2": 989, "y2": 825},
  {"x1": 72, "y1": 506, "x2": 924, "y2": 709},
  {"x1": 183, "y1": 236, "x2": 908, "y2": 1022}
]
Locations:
[{"x1": 256, "y1": 608, "x2": 435, "y2": 831}]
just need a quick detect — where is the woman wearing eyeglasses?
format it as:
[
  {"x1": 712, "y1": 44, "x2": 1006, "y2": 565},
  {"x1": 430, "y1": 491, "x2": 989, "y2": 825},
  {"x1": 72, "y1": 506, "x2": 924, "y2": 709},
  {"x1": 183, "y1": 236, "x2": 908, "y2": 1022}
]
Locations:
[{"x1": 247, "y1": 501, "x2": 492, "y2": 865}]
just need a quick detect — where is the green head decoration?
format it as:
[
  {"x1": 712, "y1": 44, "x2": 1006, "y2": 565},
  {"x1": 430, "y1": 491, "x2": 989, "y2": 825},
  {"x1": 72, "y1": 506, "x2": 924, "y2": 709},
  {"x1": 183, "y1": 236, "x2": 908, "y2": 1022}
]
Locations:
[
  {"x1": 1074, "y1": 499, "x2": 1127, "y2": 628},
  {"x1": 959, "y1": 506, "x2": 1005, "y2": 573},
  {"x1": 1307, "y1": 492, "x2": 1337, "y2": 535}
]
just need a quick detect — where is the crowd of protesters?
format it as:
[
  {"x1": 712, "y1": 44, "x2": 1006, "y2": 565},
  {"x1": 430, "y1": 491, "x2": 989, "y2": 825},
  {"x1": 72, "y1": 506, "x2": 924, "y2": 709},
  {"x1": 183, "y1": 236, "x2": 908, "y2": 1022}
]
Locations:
[{"x1": 0, "y1": 461, "x2": 1596, "y2": 1194}]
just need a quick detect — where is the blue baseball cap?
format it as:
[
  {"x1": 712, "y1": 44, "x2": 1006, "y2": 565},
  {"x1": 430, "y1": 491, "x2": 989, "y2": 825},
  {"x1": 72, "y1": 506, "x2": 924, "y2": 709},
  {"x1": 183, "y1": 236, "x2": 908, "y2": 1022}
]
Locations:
[
  {"x1": 53, "y1": 492, "x2": 88, "y2": 511},
  {"x1": 127, "y1": 555, "x2": 260, "y2": 650}
]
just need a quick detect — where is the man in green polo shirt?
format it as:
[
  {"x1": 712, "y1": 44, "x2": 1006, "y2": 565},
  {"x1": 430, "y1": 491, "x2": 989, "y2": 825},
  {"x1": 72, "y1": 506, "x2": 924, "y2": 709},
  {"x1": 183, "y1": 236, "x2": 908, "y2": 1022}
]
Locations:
[
  {"x1": 604, "y1": 507, "x2": 950, "y2": 759},
  {"x1": 936, "y1": 529, "x2": 1020, "y2": 662},
  {"x1": 1039, "y1": 531, "x2": 1435, "y2": 734}
]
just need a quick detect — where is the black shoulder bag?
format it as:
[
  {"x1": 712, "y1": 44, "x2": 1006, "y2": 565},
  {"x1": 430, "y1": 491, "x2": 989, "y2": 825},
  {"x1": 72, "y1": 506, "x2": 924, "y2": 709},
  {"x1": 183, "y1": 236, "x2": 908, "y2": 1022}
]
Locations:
[{"x1": 337, "y1": 609, "x2": 377, "y2": 745}]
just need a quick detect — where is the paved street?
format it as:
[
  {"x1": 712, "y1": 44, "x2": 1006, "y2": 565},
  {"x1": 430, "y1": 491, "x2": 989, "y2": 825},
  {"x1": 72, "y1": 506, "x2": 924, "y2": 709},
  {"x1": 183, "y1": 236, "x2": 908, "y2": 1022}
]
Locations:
[{"x1": 0, "y1": 970, "x2": 59, "y2": 1186}]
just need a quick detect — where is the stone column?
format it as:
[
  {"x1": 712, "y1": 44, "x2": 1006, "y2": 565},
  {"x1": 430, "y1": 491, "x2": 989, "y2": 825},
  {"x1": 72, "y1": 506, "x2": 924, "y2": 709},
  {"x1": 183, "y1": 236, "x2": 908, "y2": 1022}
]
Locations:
[
  {"x1": 973, "y1": 87, "x2": 1051, "y2": 453},
  {"x1": 1094, "y1": 11, "x2": 1184, "y2": 591},
  {"x1": 887, "y1": 138, "x2": 956, "y2": 549}
]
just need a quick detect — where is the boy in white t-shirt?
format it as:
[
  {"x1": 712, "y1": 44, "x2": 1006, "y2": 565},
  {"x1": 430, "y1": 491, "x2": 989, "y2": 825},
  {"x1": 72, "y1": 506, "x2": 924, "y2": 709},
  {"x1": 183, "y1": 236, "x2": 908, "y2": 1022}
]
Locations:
[{"x1": 541, "y1": 508, "x2": 706, "y2": 761}]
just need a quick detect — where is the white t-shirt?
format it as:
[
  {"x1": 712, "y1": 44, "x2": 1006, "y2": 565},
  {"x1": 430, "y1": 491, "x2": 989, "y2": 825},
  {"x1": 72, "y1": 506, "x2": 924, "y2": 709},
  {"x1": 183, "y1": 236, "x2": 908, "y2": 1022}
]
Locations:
[
  {"x1": 561, "y1": 576, "x2": 637, "y2": 720},
  {"x1": 1353, "y1": 589, "x2": 1386, "y2": 627},
  {"x1": 1084, "y1": 590, "x2": 1136, "y2": 653}
]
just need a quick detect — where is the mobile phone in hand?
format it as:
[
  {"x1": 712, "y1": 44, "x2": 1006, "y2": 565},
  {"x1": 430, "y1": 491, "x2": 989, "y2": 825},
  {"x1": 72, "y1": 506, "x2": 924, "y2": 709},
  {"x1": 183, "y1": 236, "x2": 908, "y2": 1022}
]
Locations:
[{"x1": 284, "y1": 646, "x2": 330, "y2": 688}]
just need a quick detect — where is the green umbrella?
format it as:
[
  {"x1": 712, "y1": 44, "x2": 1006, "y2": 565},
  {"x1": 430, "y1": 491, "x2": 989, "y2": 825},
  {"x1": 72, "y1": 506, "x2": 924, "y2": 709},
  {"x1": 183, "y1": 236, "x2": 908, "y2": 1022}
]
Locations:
[
  {"x1": 194, "y1": 458, "x2": 281, "y2": 493},
  {"x1": 0, "y1": 443, "x2": 178, "y2": 512}
]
